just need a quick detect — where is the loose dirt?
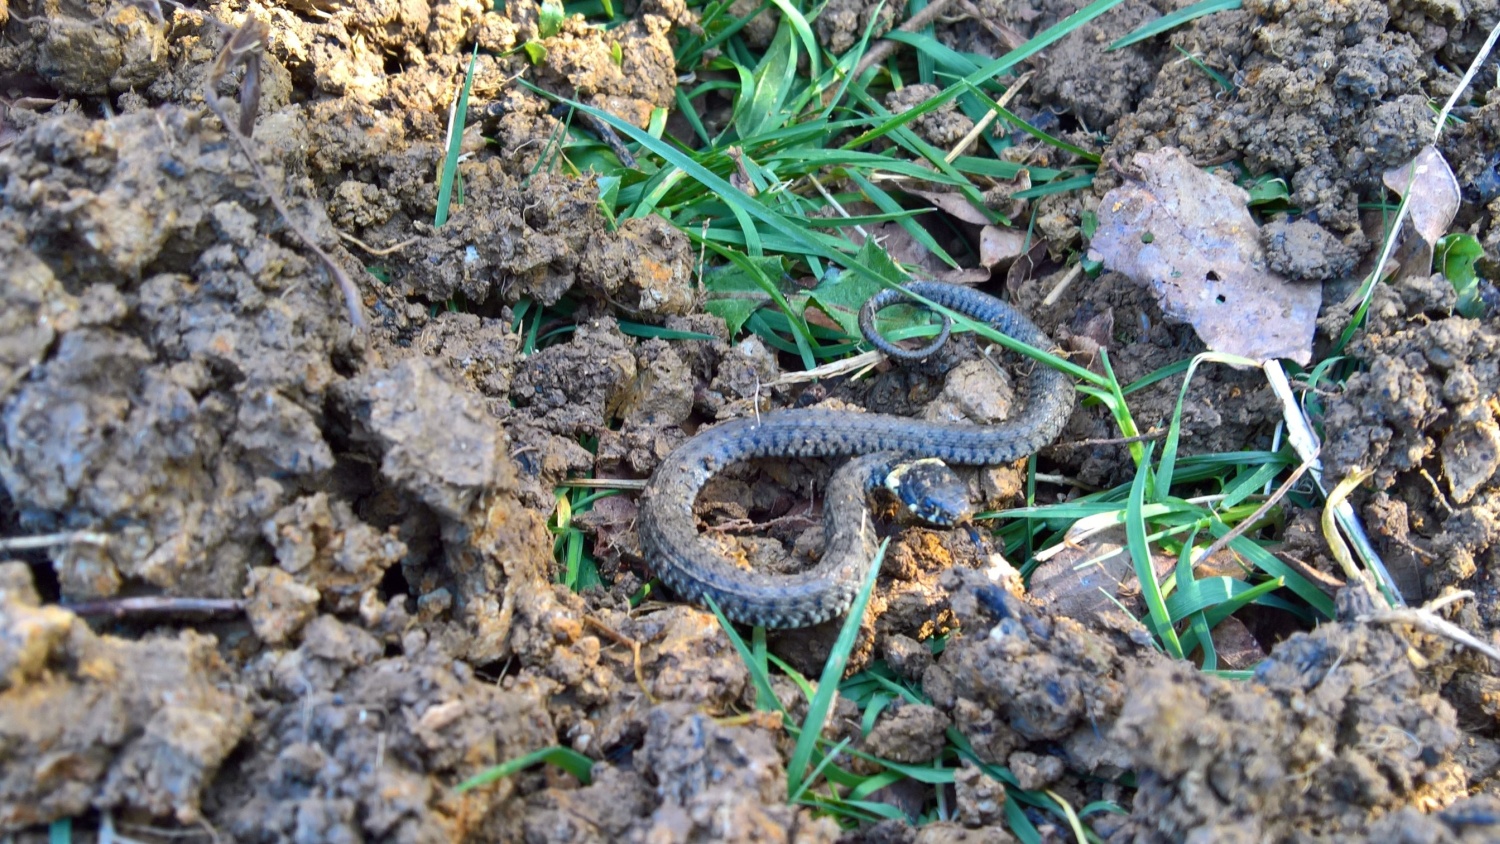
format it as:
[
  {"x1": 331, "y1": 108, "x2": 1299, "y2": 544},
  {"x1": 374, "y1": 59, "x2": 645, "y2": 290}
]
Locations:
[{"x1": 2, "y1": 0, "x2": 1499, "y2": 841}]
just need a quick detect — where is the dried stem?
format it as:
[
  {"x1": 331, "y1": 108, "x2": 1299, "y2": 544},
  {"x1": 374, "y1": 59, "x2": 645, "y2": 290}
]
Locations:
[{"x1": 203, "y1": 13, "x2": 366, "y2": 329}]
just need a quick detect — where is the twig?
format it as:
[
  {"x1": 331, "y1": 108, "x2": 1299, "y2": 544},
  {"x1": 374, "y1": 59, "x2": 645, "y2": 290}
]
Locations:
[
  {"x1": 203, "y1": 13, "x2": 366, "y2": 329},
  {"x1": 1190, "y1": 451, "x2": 1317, "y2": 570},
  {"x1": 335, "y1": 230, "x2": 420, "y2": 256},
  {"x1": 1044, "y1": 428, "x2": 1167, "y2": 451},
  {"x1": 806, "y1": 173, "x2": 870, "y2": 242},
  {"x1": 0, "y1": 530, "x2": 111, "y2": 551},
  {"x1": 944, "y1": 70, "x2": 1032, "y2": 163},
  {"x1": 584, "y1": 615, "x2": 653, "y2": 703},
  {"x1": 954, "y1": 0, "x2": 1032, "y2": 54},
  {"x1": 61, "y1": 596, "x2": 246, "y2": 619},
  {"x1": 1042, "y1": 263, "x2": 1083, "y2": 307},
  {"x1": 848, "y1": 0, "x2": 964, "y2": 83},
  {"x1": 1357, "y1": 590, "x2": 1500, "y2": 666},
  {"x1": 557, "y1": 478, "x2": 648, "y2": 490},
  {"x1": 767, "y1": 349, "x2": 883, "y2": 386}
]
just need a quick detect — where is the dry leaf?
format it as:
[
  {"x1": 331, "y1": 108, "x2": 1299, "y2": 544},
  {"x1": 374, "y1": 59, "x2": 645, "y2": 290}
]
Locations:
[
  {"x1": 903, "y1": 186, "x2": 992, "y2": 226},
  {"x1": 1087, "y1": 148, "x2": 1321, "y2": 365},
  {"x1": 1382, "y1": 145, "x2": 1459, "y2": 247},
  {"x1": 842, "y1": 221, "x2": 988, "y2": 284},
  {"x1": 979, "y1": 225, "x2": 1028, "y2": 269}
]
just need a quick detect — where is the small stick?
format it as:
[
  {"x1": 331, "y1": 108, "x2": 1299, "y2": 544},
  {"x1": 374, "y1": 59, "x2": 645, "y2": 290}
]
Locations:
[
  {"x1": 0, "y1": 530, "x2": 111, "y2": 551},
  {"x1": 1042, "y1": 263, "x2": 1083, "y2": 307},
  {"x1": 203, "y1": 13, "x2": 367, "y2": 329},
  {"x1": 558, "y1": 478, "x2": 648, "y2": 490},
  {"x1": 62, "y1": 596, "x2": 246, "y2": 619},
  {"x1": 1189, "y1": 452, "x2": 1317, "y2": 571},
  {"x1": 335, "y1": 230, "x2": 420, "y2": 256},
  {"x1": 584, "y1": 614, "x2": 653, "y2": 702},
  {"x1": 1044, "y1": 429, "x2": 1166, "y2": 451},
  {"x1": 1358, "y1": 590, "x2": 1500, "y2": 666},
  {"x1": 848, "y1": 0, "x2": 963, "y2": 84}
]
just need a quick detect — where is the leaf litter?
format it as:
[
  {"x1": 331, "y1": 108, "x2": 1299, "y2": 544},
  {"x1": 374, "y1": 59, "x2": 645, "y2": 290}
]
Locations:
[{"x1": 1088, "y1": 147, "x2": 1322, "y2": 365}]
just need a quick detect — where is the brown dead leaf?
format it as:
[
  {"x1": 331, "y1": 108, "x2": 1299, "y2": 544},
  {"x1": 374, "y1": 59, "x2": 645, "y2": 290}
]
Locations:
[
  {"x1": 843, "y1": 222, "x2": 988, "y2": 284},
  {"x1": 980, "y1": 226, "x2": 1028, "y2": 270},
  {"x1": 1087, "y1": 148, "x2": 1320, "y2": 365},
  {"x1": 1381, "y1": 145, "x2": 1460, "y2": 282},
  {"x1": 903, "y1": 185, "x2": 992, "y2": 226},
  {"x1": 1004, "y1": 239, "x2": 1048, "y2": 296},
  {"x1": 574, "y1": 493, "x2": 639, "y2": 560},
  {"x1": 1382, "y1": 145, "x2": 1459, "y2": 247},
  {"x1": 1029, "y1": 528, "x2": 1176, "y2": 627}
]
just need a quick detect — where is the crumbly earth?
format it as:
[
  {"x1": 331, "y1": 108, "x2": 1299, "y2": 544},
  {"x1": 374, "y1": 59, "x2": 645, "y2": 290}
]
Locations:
[{"x1": 2, "y1": 0, "x2": 1499, "y2": 841}]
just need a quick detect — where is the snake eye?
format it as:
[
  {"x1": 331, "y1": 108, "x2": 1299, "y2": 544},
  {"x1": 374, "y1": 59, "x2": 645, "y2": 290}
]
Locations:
[{"x1": 885, "y1": 458, "x2": 973, "y2": 526}]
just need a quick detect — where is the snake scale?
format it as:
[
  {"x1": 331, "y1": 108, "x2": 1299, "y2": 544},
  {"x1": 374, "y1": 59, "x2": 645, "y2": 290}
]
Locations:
[{"x1": 638, "y1": 282, "x2": 1076, "y2": 628}]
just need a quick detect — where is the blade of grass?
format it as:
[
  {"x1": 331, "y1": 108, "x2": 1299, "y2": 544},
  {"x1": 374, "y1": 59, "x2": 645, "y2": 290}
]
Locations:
[
  {"x1": 1173, "y1": 526, "x2": 1216, "y2": 669},
  {"x1": 765, "y1": 0, "x2": 821, "y2": 80},
  {"x1": 704, "y1": 594, "x2": 787, "y2": 714},
  {"x1": 738, "y1": 19, "x2": 799, "y2": 139},
  {"x1": 840, "y1": 0, "x2": 1131, "y2": 148},
  {"x1": 1109, "y1": 0, "x2": 1242, "y2": 50},
  {"x1": 1155, "y1": 352, "x2": 1260, "y2": 500},
  {"x1": 1214, "y1": 524, "x2": 1337, "y2": 619},
  {"x1": 616, "y1": 321, "x2": 720, "y2": 341},
  {"x1": 1128, "y1": 444, "x2": 1184, "y2": 658},
  {"x1": 1175, "y1": 43, "x2": 1236, "y2": 92},
  {"x1": 958, "y1": 80, "x2": 1102, "y2": 163},
  {"x1": 434, "y1": 46, "x2": 478, "y2": 227},
  {"x1": 846, "y1": 170, "x2": 960, "y2": 269},
  {"x1": 694, "y1": 237, "x2": 820, "y2": 368},
  {"x1": 788, "y1": 737, "x2": 854, "y2": 805},
  {"x1": 787, "y1": 539, "x2": 891, "y2": 798},
  {"x1": 1009, "y1": 172, "x2": 1096, "y2": 200},
  {"x1": 455, "y1": 745, "x2": 595, "y2": 791}
]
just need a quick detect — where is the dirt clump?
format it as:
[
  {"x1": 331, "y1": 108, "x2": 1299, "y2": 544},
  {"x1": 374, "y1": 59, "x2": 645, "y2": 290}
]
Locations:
[
  {"x1": 521, "y1": 703, "x2": 841, "y2": 843},
  {"x1": 1322, "y1": 274, "x2": 1500, "y2": 607},
  {"x1": 211, "y1": 614, "x2": 557, "y2": 843},
  {"x1": 1114, "y1": 588, "x2": 1465, "y2": 841},
  {"x1": 0, "y1": 563, "x2": 251, "y2": 829}
]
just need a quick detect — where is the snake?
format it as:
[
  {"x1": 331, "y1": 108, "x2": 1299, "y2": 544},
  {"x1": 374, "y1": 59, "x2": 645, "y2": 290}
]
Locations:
[{"x1": 638, "y1": 281, "x2": 1076, "y2": 629}]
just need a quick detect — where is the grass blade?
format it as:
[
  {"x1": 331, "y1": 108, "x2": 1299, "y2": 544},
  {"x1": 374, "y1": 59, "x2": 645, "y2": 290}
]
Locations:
[
  {"x1": 1109, "y1": 0, "x2": 1242, "y2": 50},
  {"x1": 456, "y1": 745, "x2": 595, "y2": 791},
  {"x1": 434, "y1": 46, "x2": 478, "y2": 227},
  {"x1": 787, "y1": 539, "x2": 891, "y2": 798},
  {"x1": 1128, "y1": 445, "x2": 1184, "y2": 658},
  {"x1": 704, "y1": 593, "x2": 787, "y2": 714}
]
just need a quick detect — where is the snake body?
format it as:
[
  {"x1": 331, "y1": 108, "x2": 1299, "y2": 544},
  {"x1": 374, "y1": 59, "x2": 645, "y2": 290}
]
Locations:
[{"x1": 638, "y1": 282, "x2": 1075, "y2": 628}]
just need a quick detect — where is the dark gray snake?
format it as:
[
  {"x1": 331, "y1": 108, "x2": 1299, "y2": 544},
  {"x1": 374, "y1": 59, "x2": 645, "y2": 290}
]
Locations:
[{"x1": 638, "y1": 282, "x2": 1075, "y2": 628}]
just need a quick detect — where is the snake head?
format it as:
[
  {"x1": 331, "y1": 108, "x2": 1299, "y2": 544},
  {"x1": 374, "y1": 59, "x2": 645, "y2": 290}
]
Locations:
[{"x1": 884, "y1": 457, "x2": 974, "y2": 527}]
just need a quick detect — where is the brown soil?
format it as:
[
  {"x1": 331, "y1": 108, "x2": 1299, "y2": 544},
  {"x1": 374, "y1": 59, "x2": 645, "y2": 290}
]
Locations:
[{"x1": 2, "y1": 0, "x2": 1499, "y2": 841}]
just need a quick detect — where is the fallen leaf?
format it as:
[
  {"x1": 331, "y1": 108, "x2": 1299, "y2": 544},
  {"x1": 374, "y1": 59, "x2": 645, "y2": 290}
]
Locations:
[
  {"x1": 979, "y1": 225, "x2": 1028, "y2": 269},
  {"x1": 903, "y1": 185, "x2": 992, "y2": 226},
  {"x1": 1087, "y1": 148, "x2": 1321, "y2": 365},
  {"x1": 1003, "y1": 239, "x2": 1048, "y2": 296},
  {"x1": 1382, "y1": 145, "x2": 1459, "y2": 247},
  {"x1": 1382, "y1": 145, "x2": 1460, "y2": 283},
  {"x1": 842, "y1": 221, "x2": 988, "y2": 285}
]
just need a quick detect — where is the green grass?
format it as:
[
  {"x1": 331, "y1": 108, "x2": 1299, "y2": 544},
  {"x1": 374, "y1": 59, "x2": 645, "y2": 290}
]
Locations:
[
  {"x1": 434, "y1": 46, "x2": 478, "y2": 228},
  {"x1": 455, "y1": 745, "x2": 595, "y2": 791},
  {"x1": 1109, "y1": 0, "x2": 1243, "y2": 51},
  {"x1": 452, "y1": 0, "x2": 1420, "y2": 834}
]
